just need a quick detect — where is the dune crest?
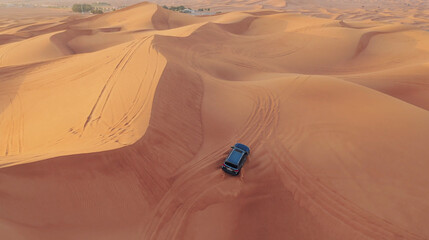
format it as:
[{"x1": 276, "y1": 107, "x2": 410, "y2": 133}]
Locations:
[{"x1": 0, "y1": 2, "x2": 429, "y2": 239}]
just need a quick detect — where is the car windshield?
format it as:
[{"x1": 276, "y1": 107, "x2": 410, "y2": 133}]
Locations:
[{"x1": 225, "y1": 162, "x2": 238, "y2": 169}]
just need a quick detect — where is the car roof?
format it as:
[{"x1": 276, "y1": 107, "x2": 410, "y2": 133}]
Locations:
[{"x1": 226, "y1": 148, "x2": 245, "y2": 165}]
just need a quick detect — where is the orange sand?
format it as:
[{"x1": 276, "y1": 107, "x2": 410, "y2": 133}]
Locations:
[{"x1": 0, "y1": 2, "x2": 429, "y2": 239}]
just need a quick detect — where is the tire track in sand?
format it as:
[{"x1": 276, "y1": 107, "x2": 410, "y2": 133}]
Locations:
[
  {"x1": 100, "y1": 39, "x2": 162, "y2": 144},
  {"x1": 82, "y1": 36, "x2": 151, "y2": 133},
  {"x1": 271, "y1": 140, "x2": 425, "y2": 240},
  {"x1": 3, "y1": 94, "x2": 23, "y2": 156},
  {"x1": 140, "y1": 85, "x2": 280, "y2": 240}
]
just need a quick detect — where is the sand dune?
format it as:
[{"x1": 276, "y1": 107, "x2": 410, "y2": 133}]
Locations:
[{"x1": 1, "y1": 2, "x2": 429, "y2": 239}]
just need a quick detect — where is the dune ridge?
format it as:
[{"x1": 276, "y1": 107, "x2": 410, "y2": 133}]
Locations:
[{"x1": 0, "y1": 2, "x2": 429, "y2": 239}]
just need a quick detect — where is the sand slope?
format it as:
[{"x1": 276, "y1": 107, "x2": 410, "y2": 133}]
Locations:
[{"x1": 0, "y1": 2, "x2": 429, "y2": 240}]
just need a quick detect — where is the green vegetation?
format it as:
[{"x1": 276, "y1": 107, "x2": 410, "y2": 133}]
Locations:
[
  {"x1": 197, "y1": 8, "x2": 211, "y2": 12},
  {"x1": 72, "y1": 4, "x2": 93, "y2": 13},
  {"x1": 72, "y1": 3, "x2": 112, "y2": 14},
  {"x1": 168, "y1": 5, "x2": 187, "y2": 11},
  {"x1": 91, "y1": 9, "x2": 104, "y2": 14},
  {"x1": 163, "y1": 5, "x2": 213, "y2": 14}
]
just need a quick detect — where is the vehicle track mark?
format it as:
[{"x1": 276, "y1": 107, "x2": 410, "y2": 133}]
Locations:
[
  {"x1": 82, "y1": 37, "x2": 151, "y2": 132},
  {"x1": 141, "y1": 85, "x2": 280, "y2": 240},
  {"x1": 4, "y1": 97, "x2": 12, "y2": 156},
  {"x1": 97, "y1": 36, "x2": 152, "y2": 120},
  {"x1": 271, "y1": 140, "x2": 425, "y2": 240},
  {"x1": 2, "y1": 94, "x2": 24, "y2": 156},
  {"x1": 100, "y1": 38, "x2": 161, "y2": 143},
  {"x1": 17, "y1": 93, "x2": 23, "y2": 153}
]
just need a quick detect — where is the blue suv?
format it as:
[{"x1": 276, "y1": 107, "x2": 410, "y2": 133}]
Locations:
[{"x1": 221, "y1": 143, "x2": 250, "y2": 176}]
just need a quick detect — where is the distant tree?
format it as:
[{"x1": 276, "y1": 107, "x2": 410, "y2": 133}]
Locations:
[
  {"x1": 168, "y1": 5, "x2": 186, "y2": 11},
  {"x1": 72, "y1": 4, "x2": 93, "y2": 13},
  {"x1": 162, "y1": 5, "x2": 168, "y2": 9},
  {"x1": 198, "y1": 8, "x2": 203, "y2": 11},
  {"x1": 72, "y1": 4, "x2": 80, "y2": 12},
  {"x1": 91, "y1": 9, "x2": 103, "y2": 14}
]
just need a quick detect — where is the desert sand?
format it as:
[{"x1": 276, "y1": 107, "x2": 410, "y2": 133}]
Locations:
[{"x1": 0, "y1": 1, "x2": 429, "y2": 239}]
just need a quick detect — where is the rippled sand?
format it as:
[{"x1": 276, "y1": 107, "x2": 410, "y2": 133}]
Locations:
[{"x1": 1, "y1": 2, "x2": 429, "y2": 239}]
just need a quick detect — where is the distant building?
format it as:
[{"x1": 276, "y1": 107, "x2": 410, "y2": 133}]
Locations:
[{"x1": 182, "y1": 8, "x2": 193, "y2": 13}]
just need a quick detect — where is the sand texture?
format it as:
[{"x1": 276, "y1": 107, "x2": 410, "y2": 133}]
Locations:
[{"x1": 0, "y1": 2, "x2": 429, "y2": 240}]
